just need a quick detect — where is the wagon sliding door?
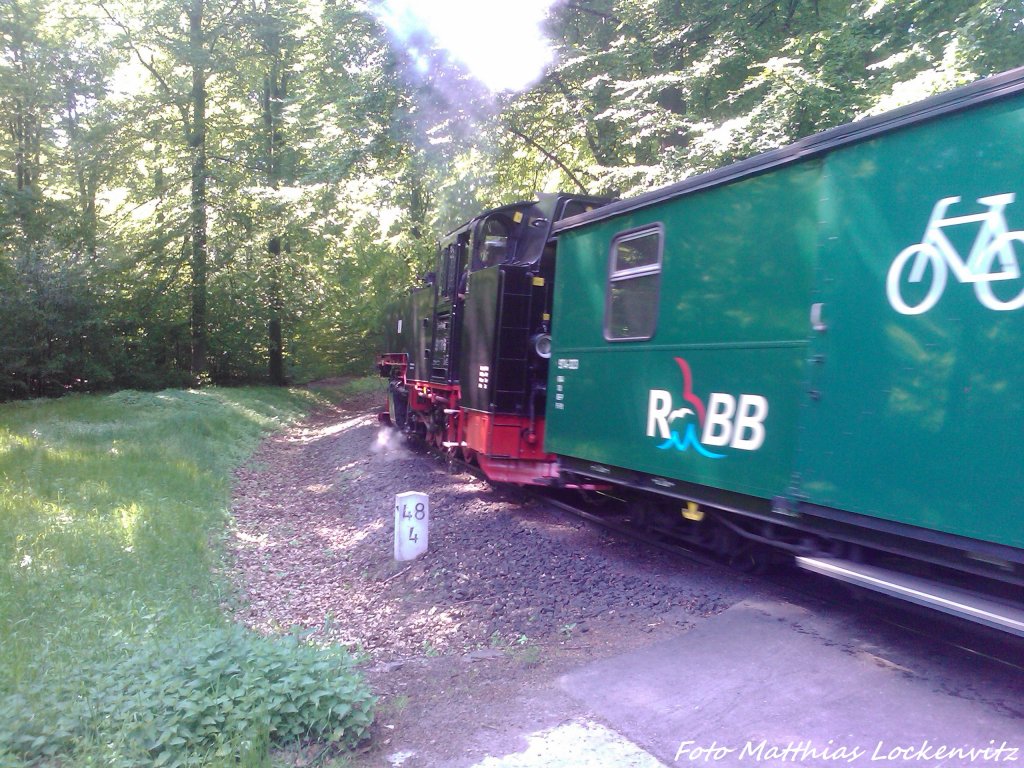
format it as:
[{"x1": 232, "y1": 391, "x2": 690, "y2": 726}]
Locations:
[{"x1": 795, "y1": 94, "x2": 1024, "y2": 551}]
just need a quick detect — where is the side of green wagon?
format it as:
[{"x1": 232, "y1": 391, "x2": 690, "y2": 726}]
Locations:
[{"x1": 545, "y1": 68, "x2": 1024, "y2": 624}]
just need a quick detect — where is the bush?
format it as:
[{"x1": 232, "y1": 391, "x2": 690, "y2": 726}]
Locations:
[{"x1": 0, "y1": 626, "x2": 374, "y2": 767}]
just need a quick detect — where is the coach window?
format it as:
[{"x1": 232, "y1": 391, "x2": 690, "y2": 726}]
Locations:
[{"x1": 605, "y1": 225, "x2": 663, "y2": 341}]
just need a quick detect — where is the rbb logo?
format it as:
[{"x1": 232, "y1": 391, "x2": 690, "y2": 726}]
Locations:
[
  {"x1": 647, "y1": 392, "x2": 769, "y2": 450},
  {"x1": 645, "y1": 358, "x2": 769, "y2": 459}
]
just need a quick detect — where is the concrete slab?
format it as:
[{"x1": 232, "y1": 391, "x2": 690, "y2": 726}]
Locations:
[
  {"x1": 465, "y1": 718, "x2": 668, "y2": 768},
  {"x1": 560, "y1": 600, "x2": 1024, "y2": 767}
]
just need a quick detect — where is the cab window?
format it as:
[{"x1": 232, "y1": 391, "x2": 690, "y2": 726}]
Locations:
[
  {"x1": 474, "y1": 215, "x2": 514, "y2": 270},
  {"x1": 605, "y1": 225, "x2": 663, "y2": 341},
  {"x1": 559, "y1": 199, "x2": 595, "y2": 221},
  {"x1": 439, "y1": 243, "x2": 458, "y2": 299}
]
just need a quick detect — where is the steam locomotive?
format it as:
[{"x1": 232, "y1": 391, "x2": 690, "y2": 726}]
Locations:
[
  {"x1": 379, "y1": 67, "x2": 1024, "y2": 636},
  {"x1": 378, "y1": 193, "x2": 610, "y2": 484}
]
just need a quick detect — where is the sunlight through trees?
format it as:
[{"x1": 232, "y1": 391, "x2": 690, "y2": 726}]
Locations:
[{"x1": 1, "y1": 0, "x2": 1020, "y2": 398}]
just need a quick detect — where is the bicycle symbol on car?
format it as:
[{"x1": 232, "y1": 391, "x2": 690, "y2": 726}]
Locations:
[{"x1": 886, "y1": 193, "x2": 1024, "y2": 315}]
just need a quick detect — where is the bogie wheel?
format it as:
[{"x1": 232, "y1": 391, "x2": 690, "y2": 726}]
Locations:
[
  {"x1": 578, "y1": 488, "x2": 611, "y2": 508},
  {"x1": 627, "y1": 497, "x2": 656, "y2": 531},
  {"x1": 728, "y1": 542, "x2": 774, "y2": 575}
]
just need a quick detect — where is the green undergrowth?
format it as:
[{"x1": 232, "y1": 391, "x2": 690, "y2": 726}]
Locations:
[{"x1": 0, "y1": 387, "x2": 375, "y2": 766}]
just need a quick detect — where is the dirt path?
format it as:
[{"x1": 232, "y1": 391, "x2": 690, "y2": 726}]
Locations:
[{"x1": 228, "y1": 391, "x2": 753, "y2": 766}]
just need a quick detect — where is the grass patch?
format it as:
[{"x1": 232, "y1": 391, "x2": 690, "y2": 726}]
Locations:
[{"x1": 0, "y1": 387, "x2": 374, "y2": 766}]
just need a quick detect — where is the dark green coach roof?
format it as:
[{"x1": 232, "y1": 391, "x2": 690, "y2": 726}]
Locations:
[{"x1": 553, "y1": 65, "x2": 1024, "y2": 234}]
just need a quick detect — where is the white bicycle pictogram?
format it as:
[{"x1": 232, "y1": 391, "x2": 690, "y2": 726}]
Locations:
[{"x1": 886, "y1": 193, "x2": 1024, "y2": 315}]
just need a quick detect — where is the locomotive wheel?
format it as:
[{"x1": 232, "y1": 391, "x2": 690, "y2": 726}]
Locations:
[
  {"x1": 406, "y1": 415, "x2": 427, "y2": 450},
  {"x1": 387, "y1": 383, "x2": 408, "y2": 429}
]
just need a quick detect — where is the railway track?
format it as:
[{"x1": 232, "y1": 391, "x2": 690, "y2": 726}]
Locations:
[
  {"x1": 526, "y1": 485, "x2": 1024, "y2": 674},
  {"x1": 428, "y1": 446, "x2": 1024, "y2": 672},
  {"x1": 538, "y1": 490, "x2": 722, "y2": 569}
]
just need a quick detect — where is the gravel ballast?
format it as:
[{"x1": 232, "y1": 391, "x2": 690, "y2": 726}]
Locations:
[
  {"x1": 229, "y1": 395, "x2": 742, "y2": 661},
  {"x1": 227, "y1": 391, "x2": 758, "y2": 766}
]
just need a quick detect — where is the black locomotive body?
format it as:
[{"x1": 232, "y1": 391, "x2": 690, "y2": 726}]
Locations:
[{"x1": 379, "y1": 193, "x2": 609, "y2": 483}]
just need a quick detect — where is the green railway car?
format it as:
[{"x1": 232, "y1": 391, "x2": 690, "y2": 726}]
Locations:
[{"x1": 546, "y1": 68, "x2": 1024, "y2": 630}]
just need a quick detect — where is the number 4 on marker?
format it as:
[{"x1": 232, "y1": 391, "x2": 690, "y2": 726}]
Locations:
[{"x1": 408, "y1": 528, "x2": 418, "y2": 542}]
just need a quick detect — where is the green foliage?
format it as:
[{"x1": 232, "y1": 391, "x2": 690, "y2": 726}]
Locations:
[
  {"x1": 0, "y1": 627, "x2": 374, "y2": 767},
  {"x1": 2, "y1": 0, "x2": 1022, "y2": 398},
  {"x1": 0, "y1": 0, "x2": 1020, "y2": 757},
  {"x1": 483, "y1": 0, "x2": 1024, "y2": 197},
  {"x1": 1, "y1": 0, "x2": 421, "y2": 397},
  {"x1": 0, "y1": 240, "x2": 119, "y2": 398},
  {"x1": 0, "y1": 387, "x2": 374, "y2": 765}
]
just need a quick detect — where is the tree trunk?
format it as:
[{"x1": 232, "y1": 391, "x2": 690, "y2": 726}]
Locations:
[
  {"x1": 188, "y1": 0, "x2": 209, "y2": 378},
  {"x1": 67, "y1": 85, "x2": 99, "y2": 261},
  {"x1": 7, "y1": 10, "x2": 41, "y2": 240},
  {"x1": 262, "y1": 4, "x2": 288, "y2": 385},
  {"x1": 267, "y1": 237, "x2": 285, "y2": 385}
]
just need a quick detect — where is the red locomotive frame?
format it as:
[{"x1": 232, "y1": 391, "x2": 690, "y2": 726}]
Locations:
[{"x1": 378, "y1": 352, "x2": 566, "y2": 485}]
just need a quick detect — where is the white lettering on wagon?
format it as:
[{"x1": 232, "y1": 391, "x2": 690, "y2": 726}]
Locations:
[{"x1": 646, "y1": 357, "x2": 768, "y2": 459}]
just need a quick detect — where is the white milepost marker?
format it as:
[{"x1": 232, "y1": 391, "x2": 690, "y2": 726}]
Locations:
[{"x1": 394, "y1": 491, "x2": 429, "y2": 561}]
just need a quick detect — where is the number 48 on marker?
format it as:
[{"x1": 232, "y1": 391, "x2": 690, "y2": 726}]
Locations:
[{"x1": 393, "y1": 491, "x2": 430, "y2": 561}]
